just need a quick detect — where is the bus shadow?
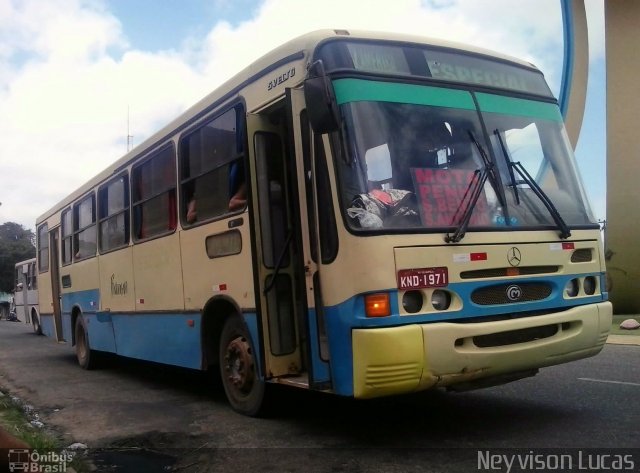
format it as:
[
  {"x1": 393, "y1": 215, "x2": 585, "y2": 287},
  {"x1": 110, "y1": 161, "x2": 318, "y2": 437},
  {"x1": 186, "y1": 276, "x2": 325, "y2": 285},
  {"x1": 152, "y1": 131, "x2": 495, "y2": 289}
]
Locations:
[
  {"x1": 264, "y1": 382, "x2": 577, "y2": 448},
  {"x1": 54, "y1": 351, "x2": 577, "y2": 448},
  {"x1": 57, "y1": 351, "x2": 227, "y2": 402}
]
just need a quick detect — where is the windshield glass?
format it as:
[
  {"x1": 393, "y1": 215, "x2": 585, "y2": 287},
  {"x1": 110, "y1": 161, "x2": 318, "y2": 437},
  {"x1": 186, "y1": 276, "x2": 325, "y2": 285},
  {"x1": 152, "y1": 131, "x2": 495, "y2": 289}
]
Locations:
[
  {"x1": 478, "y1": 93, "x2": 594, "y2": 228},
  {"x1": 333, "y1": 78, "x2": 595, "y2": 233}
]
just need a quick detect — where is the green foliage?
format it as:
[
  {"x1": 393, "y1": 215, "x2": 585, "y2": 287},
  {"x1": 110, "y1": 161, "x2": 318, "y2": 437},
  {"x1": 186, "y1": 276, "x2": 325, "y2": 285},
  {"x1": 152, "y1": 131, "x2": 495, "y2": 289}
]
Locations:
[
  {"x1": 0, "y1": 394, "x2": 57, "y2": 450},
  {"x1": 0, "y1": 222, "x2": 36, "y2": 293}
]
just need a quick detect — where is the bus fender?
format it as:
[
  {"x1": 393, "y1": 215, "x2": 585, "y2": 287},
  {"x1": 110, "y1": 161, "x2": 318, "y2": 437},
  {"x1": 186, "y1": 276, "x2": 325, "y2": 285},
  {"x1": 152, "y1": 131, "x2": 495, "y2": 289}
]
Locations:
[{"x1": 200, "y1": 295, "x2": 245, "y2": 370}]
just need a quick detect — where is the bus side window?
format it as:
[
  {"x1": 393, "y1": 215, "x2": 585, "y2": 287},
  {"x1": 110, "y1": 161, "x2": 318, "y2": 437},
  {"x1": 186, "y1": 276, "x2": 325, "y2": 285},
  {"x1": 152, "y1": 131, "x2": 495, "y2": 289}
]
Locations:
[
  {"x1": 132, "y1": 145, "x2": 177, "y2": 240},
  {"x1": 73, "y1": 194, "x2": 97, "y2": 260},
  {"x1": 31, "y1": 263, "x2": 37, "y2": 290},
  {"x1": 180, "y1": 106, "x2": 245, "y2": 225},
  {"x1": 98, "y1": 174, "x2": 130, "y2": 252},
  {"x1": 37, "y1": 224, "x2": 49, "y2": 273}
]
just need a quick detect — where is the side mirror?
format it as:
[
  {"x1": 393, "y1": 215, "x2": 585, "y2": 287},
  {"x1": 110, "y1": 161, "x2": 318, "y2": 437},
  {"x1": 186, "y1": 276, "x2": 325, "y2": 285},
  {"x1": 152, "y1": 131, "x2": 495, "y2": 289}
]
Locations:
[{"x1": 304, "y1": 61, "x2": 339, "y2": 134}]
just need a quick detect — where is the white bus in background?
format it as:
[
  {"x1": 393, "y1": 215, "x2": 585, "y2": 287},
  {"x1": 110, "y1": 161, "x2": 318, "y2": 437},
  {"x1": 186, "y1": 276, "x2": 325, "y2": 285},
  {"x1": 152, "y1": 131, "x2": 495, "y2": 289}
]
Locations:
[{"x1": 14, "y1": 258, "x2": 41, "y2": 333}]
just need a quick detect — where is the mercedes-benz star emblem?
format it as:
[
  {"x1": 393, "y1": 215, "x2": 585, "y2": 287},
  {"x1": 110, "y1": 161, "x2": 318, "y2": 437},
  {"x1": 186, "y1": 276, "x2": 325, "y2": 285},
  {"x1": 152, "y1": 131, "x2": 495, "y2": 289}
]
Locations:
[
  {"x1": 506, "y1": 284, "x2": 523, "y2": 301},
  {"x1": 507, "y1": 247, "x2": 522, "y2": 267}
]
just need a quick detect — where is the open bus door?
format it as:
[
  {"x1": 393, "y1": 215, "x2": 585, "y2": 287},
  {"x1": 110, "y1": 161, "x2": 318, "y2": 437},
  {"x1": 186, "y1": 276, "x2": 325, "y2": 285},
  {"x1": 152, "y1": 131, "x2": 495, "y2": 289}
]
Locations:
[
  {"x1": 49, "y1": 228, "x2": 64, "y2": 342},
  {"x1": 246, "y1": 111, "x2": 306, "y2": 383},
  {"x1": 286, "y1": 87, "x2": 332, "y2": 388}
]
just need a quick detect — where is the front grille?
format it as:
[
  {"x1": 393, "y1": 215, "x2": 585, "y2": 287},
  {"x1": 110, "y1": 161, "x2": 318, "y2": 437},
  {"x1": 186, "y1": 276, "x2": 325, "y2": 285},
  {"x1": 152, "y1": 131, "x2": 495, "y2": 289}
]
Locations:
[
  {"x1": 471, "y1": 283, "x2": 552, "y2": 305},
  {"x1": 473, "y1": 324, "x2": 559, "y2": 347},
  {"x1": 571, "y1": 248, "x2": 593, "y2": 263},
  {"x1": 460, "y1": 266, "x2": 558, "y2": 279}
]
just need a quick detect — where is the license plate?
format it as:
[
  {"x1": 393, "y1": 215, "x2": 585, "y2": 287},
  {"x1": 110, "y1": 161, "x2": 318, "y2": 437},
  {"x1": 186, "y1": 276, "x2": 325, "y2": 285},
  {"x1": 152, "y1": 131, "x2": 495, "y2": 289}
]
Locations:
[{"x1": 397, "y1": 267, "x2": 448, "y2": 289}]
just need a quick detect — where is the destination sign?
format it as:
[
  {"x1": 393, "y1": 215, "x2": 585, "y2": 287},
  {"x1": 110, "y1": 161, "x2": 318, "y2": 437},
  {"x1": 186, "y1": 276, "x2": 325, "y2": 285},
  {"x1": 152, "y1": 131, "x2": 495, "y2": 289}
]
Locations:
[
  {"x1": 428, "y1": 59, "x2": 527, "y2": 92},
  {"x1": 424, "y1": 49, "x2": 551, "y2": 96},
  {"x1": 317, "y1": 40, "x2": 553, "y2": 97},
  {"x1": 346, "y1": 43, "x2": 410, "y2": 74}
]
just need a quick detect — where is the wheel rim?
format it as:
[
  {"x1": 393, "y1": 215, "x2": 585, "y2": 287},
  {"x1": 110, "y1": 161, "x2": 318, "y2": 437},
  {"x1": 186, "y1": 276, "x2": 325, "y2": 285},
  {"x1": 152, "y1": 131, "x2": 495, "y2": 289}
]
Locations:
[{"x1": 223, "y1": 335, "x2": 255, "y2": 395}]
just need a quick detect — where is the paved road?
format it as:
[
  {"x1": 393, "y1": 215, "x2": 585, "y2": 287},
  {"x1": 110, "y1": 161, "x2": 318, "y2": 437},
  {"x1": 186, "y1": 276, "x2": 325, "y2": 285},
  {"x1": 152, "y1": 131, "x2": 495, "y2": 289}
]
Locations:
[{"x1": 0, "y1": 320, "x2": 639, "y2": 472}]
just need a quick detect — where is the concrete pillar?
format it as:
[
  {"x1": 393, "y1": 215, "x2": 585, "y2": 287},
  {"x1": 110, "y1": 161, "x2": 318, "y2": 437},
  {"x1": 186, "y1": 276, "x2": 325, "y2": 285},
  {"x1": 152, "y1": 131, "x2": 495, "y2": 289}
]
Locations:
[{"x1": 605, "y1": 0, "x2": 640, "y2": 313}]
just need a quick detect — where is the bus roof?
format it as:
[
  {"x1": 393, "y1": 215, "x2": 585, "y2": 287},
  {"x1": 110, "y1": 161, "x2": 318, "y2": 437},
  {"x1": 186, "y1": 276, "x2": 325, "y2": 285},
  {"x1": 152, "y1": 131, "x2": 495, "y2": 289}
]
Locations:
[
  {"x1": 14, "y1": 258, "x2": 36, "y2": 267},
  {"x1": 36, "y1": 29, "x2": 540, "y2": 224}
]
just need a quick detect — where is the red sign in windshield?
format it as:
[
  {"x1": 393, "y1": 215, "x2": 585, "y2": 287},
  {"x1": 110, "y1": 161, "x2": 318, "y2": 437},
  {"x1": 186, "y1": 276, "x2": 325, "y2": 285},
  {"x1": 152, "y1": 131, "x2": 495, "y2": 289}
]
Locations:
[{"x1": 411, "y1": 168, "x2": 490, "y2": 227}]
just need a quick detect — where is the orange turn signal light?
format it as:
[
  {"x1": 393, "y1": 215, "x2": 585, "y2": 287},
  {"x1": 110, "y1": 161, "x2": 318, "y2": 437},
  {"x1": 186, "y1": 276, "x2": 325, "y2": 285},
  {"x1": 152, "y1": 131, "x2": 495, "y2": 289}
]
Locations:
[{"x1": 365, "y1": 293, "x2": 391, "y2": 317}]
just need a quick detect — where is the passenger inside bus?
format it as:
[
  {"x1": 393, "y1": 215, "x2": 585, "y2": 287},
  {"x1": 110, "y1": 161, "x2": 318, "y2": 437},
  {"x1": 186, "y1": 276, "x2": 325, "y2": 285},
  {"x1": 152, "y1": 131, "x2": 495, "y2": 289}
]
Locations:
[
  {"x1": 227, "y1": 182, "x2": 247, "y2": 211},
  {"x1": 227, "y1": 160, "x2": 248, "y2": 211},
  {"x1": 186, "y1": 160, "x2": 247, "y2": 223}
]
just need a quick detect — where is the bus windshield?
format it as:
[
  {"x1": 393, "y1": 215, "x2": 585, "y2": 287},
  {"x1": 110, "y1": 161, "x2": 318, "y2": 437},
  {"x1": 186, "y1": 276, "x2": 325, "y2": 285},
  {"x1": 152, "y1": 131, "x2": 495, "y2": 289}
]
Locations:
[{"x1": 333, "y1": 78, "x2": 596, "y2": 233}]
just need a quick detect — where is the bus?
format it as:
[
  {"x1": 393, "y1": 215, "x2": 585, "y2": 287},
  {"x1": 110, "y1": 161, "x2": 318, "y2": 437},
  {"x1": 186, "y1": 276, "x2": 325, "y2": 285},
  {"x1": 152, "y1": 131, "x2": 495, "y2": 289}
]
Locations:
[
  {"x1": 13, "y1": 257, "x2": 41, "y2": 333},
  {"x1": 35, "y1": 30, "x2": 611, "y2": 415}
]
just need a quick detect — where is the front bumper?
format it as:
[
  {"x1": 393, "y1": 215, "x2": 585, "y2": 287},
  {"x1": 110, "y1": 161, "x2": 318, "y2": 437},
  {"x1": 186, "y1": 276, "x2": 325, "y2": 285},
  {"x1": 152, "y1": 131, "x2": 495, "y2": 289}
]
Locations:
[{"x1": 352, "y1": 302, "x2": 612, "y2": 398}]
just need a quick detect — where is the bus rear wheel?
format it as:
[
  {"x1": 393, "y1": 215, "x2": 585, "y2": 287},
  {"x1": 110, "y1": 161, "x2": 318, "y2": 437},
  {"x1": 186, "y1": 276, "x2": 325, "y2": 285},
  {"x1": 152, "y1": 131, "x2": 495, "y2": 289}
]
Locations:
[
  {"x1": 219, "y1": 315, "x2": 265, "y2": 416},
  {"x1": 75, "y1": 316, "x2": 97, "y2": 370}
]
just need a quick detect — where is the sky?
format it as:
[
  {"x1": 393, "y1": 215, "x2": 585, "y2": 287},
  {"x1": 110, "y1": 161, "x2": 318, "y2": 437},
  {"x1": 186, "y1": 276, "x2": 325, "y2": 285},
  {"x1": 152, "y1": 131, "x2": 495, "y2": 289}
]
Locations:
[{"x1": 0, "y1": 0, "x2": 606, "y2": 232}]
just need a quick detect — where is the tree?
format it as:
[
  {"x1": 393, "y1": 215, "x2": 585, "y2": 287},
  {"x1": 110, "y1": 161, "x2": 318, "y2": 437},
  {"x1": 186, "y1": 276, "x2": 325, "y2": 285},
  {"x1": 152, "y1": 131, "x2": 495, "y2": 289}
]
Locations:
[{"x1": 0, "y1": 222, "x2": 36, "y2": 293}]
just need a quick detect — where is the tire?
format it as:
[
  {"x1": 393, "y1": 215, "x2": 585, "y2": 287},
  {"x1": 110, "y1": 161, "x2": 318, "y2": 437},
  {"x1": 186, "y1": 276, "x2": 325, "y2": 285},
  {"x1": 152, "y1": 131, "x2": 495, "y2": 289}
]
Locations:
[
  {"x1": 219, "y1": 315, "x2": 266, "y2": 416},
  {"x1": 32, "y1": 312, "x2": 42, "y2": 335},
  {"x1": 75, "y1": 316, "x2": 97, "y2": 370}
]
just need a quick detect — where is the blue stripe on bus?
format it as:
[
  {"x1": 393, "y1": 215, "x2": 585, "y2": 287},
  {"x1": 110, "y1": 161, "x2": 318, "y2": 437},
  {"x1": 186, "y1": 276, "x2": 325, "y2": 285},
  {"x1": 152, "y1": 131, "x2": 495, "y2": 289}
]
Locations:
[
  {"x1": 61, "y1": 312, "x2": 73, "y2": 342},
  {"x1": 307, "y1": 309, "x2": 331, "y2": 384},
  {"x1": 323, "y1": 271, "x2": 607, "y2": 397},
  {"x1": 54, "y1": 306, "x2": 262, "y2": 373},
  {"x1": 60, "y1": 289, "x2": 100, "y2": 343},
  {"x1": 109, "y1": 313, "x2": 203, "y2": 369},
  {"x1": 84, "y1": 312, "x2": 117, "y2": 352},
  {"x1": 40, "y1": 314, "x2": 55, "y2": 339},
  {"x1": 61, "y1": 289, "x2": 100, "y2": 316}
]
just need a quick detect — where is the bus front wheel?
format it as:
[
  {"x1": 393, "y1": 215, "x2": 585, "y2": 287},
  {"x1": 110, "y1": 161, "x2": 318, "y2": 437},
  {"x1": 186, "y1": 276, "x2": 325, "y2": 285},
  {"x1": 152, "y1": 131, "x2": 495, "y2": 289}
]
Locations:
[
  {"x1": 75, "y1": 316, "x2": 97, "y2": 370},
  {"x1": 219, "y1": 315, "x2": 265, "y2": 416}
]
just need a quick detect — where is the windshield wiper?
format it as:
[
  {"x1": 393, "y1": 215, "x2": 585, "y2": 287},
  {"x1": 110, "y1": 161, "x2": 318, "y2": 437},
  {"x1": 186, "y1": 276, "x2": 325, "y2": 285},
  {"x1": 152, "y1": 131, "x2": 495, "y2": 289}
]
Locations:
[
  {"x1": 445, "y1": 167, "x2": 487, "y2": 243},
  {"x1": 445, "y1": 131, "x2": 503, "y2": 243},
  {"x1": 445, "y1": 131, "x2": 496, "y2": 243},
  {"x1": 493, "y1": 129, "x2": 571, "y2": 239},
  {"x1": 470, "y1": 130, "x2": 507, "y2": 209}
]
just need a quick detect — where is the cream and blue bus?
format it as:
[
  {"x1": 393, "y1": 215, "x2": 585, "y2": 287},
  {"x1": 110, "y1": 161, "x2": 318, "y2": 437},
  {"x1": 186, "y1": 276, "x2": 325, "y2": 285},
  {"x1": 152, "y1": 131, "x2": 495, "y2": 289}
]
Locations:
[{"x1": 35, "y1": 30, "x2": 611, "y2": 415}]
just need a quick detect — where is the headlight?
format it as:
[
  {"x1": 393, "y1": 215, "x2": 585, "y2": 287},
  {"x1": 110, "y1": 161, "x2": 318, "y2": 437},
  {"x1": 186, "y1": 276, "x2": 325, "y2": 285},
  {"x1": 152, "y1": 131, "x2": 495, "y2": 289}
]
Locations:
[
  {"x1": 402, "y1": 291, "x2": 423, "y2": 313},
  {"x1": 583, "y1": 276, "x2": 596, "y2": 295},
  {"x1": 565, "y1": 279, "x2": 579, "y2": 297},
  {"x1": 431, "y1": 290, "x2": 451, "y2": 311}
]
